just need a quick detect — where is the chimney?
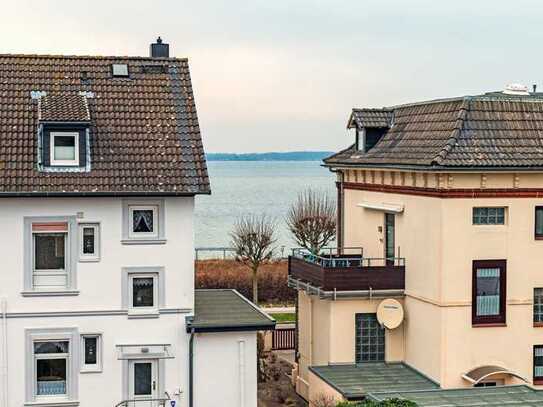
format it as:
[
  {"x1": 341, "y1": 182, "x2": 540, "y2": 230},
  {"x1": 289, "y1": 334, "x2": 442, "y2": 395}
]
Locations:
[
  {"x1": 150, "y1": 37, "x2": 169, "y2": 58},
  {"x1": 534, "y1": 84, "x2": 538, "y2": 93}
]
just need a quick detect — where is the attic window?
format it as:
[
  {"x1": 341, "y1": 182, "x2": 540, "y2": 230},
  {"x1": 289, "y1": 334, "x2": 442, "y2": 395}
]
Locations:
[
  {"x1": 51, "y1": 132, "x2": 79, "y2": 166},
  {"x1": 112, "y1": 64, "x2": 129, "y2": 78}
]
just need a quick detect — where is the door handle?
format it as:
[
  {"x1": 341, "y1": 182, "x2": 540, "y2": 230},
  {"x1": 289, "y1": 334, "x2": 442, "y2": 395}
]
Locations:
[{"x1": 153, "y1": 380, "x2": 156, "y2": 391}]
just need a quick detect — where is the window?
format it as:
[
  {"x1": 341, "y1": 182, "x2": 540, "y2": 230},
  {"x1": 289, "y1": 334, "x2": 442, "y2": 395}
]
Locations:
[
  {"x1": 355, "y1": 313, "x2": 385, "y2": 362},
  {"x1": 474, "y1": 382, "x2": 497, "y2": 387},
  {"x1": 472, "y1": 260, "x2": 507, "y2": 325},
  {"x1": 536, "y1": 207, "x2": 543, "y2": 239},
  {"x1": 112, "y1": 63, "x2": 129, "y2": 77},
  {"x1": 50, "y1": 132, "x2": 79, "y2": 166},
  {"x1": 81, "y1": 334, "x2": 102, "y2": 372},
  {"x1": 122, "y1": 267, "x2": 165, "y2": 317},
  {"x1": 24, "y1": 217, "x2": 78, "y2": 295},
  {"x1": 473, "y1": 207, "x2": 506, "y2": 225},
  {"x1": 122, "y1": 200, "x2": 165, "y2": 244},
  {"x1": 535, "y1": 346, "x2": 543, "y2": 383},
  {"x1": 25, "y1": 328, "x2": 79, "y2": 403},
  {"x1": 79, "y1": 223, "x2": 100, "y2": 261},
  {"x1": 384, "y1": 213, "x2": 395, "y2": 265},
  {"x1": 535, "y1": 289, "x2": 543, "y2": 325},
  {"x1": 32, "y1": 223, "x2": 68, "y2": 290}
]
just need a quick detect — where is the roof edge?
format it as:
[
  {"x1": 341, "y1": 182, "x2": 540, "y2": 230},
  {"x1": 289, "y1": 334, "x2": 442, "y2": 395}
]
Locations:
[{"x1": 0, "y1": 53, "x2": 188, "y2": 62}]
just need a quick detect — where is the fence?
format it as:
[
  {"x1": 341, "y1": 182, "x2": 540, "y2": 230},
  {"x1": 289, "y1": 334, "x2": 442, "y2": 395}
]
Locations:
[
  {"x1": 272, "y1": 327, "x2": 295, "y2": 350},
  {"x1": 195, "y1": 246, "x2": 289, "y2": 261}
]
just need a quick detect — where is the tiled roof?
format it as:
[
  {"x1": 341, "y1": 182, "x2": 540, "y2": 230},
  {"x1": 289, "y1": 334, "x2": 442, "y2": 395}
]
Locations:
[
  {"x1": 326, "y1": 94, "x2": 543, "y2": 169},
  {"x1": 39, "y1": 94, "x2": 90, "y2": 122},
  {"x1": 187, "y1": 289, "x2": 276, "y2": 333},
  {"x1": 0, "y1": 54, "x2": 210, "y2": 195},
  {"x1": 349, "y1": 108, "x2": 393, "y2": 128}
]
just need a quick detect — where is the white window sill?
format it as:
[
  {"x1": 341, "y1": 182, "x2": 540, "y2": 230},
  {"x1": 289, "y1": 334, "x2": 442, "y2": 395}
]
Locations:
[
  {"x1": 121, "y1": 238, "x2": 167, "y2": 245},
  {"x1": 25, "y1": 400, "x2": 79, "y2": 407},
  {"x1": 21, "y1": 290, "x2": 80, "y2": 297},
  {"x1": 78, "y1": 257, "x2": 100, "y2": 263},
  {"x1": 80, "y1": 368, "x2": 102, "y2": 374},
  {"x1": 127, "y1": 310, "x2": 160, "y2": 319}
]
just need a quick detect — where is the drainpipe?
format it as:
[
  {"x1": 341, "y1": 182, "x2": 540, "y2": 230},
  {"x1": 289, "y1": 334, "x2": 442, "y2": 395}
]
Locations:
[
  {"x1": 1, "y1": 298, "x2": 7, "y2": 407},
  {"x1": 238, "y1": 341, "x2": 245, "y2": 407},
  {"x1": 188, "y1": 330, "x2": 194, "y2": 407}
]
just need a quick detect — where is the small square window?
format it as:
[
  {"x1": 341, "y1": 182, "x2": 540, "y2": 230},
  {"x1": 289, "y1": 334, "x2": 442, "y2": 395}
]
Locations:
[
  {"x1": 50, "y1": 132, "x2": 79, "y2": 166},
  {"x1": 81, "y1": 334, "x2": 102, "y2": 373},
  {"x1": 112, "y1": 64, "x2": 129, "y2": 77},
  {"x1": 128, "y1": 273, "x2": 158, "y2": 314},
  {"x1": 79, "y1": 223, "x2": 100, "y2": 262},
  {"x1": 129, "y1": 205, "x2": 158, "y2": 239}
]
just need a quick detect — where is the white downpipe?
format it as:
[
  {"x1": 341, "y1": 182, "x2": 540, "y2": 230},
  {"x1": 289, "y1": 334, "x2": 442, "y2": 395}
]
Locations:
[
  {"x1": 238, "y1": 340, "x2": 245, "y2": 407},
  {"x1": 1, "y1": 298, "x2": 8, "y2": 407}
]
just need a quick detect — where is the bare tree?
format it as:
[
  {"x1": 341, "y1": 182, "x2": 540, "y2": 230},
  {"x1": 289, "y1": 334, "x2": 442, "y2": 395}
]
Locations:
[
  {"x1": 230, "y1": 215, "x2": 277, "y2": 304},
  {"x1": 286, "y1": 188, "x2": 336, "y2": 255}
]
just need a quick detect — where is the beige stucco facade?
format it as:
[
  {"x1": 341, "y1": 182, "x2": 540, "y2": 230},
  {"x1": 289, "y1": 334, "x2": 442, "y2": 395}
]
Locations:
[{"x1": 294, "y1": 168, "x2": 543, "y2": 402}]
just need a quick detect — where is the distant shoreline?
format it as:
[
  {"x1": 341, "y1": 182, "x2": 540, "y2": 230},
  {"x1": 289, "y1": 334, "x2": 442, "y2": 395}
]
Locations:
[{"x1": 206, "y1": 151, "x2": 333, "y2": 161}]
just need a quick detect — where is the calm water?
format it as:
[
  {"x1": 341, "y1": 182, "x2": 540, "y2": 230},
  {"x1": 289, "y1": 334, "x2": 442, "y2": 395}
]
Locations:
[{"x1": 195, "y1": 161, "x2": 336, "y2": 254}]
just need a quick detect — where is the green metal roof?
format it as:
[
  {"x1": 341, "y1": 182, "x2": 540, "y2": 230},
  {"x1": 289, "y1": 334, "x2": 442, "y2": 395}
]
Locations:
[
  {"x1": 368, "y1": 385, "x2": 543, "y2": 406},
  {"x1": 187, "y1": 289, "x2": 276, "y2": 333},
  {"x1": 309, "y1": 363, "x2": 439, "y2": 400}
]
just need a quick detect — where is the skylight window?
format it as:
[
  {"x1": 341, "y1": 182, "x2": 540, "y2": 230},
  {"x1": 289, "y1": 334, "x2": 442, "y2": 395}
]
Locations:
[{"x1": 112, "y1": 64, "x2": 129, "y2": 77}]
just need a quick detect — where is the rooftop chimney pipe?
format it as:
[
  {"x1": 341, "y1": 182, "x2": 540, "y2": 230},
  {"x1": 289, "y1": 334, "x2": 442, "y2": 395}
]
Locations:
[
  {"x1": 150, "y1": 37, "x2": 169, "y2": 58},
  {"x1": 533, "y1": 84, "x2": 537, "y2": 93}
]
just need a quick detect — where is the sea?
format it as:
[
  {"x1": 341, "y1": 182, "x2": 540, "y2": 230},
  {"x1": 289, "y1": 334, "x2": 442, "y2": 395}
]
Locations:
[{"x1": 194, "y1": 161, "x2": 336, "y2": 257}]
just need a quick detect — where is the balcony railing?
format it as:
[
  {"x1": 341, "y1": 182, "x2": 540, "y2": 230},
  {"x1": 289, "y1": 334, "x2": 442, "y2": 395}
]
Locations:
[{"x1": 288, "y1": 247, "x2": 405, "y2": 293}]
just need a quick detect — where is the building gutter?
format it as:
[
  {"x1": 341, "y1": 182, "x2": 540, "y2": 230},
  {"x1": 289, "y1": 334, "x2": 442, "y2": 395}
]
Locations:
[
  {"x1": 189, "y1": 328, "x2": 195, "y2": 407},
  {"x1": 1, "y1": 298, "x2": 7, "y2": 407},
  {"x1": 0, "y1": 190, "x2": 210, "y2": 198}
]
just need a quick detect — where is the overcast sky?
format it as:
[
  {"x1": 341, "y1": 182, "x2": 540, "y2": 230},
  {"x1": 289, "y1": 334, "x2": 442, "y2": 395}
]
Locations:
[{"x1": 3, "y1": 1, "x2": 543, "y2": 153}]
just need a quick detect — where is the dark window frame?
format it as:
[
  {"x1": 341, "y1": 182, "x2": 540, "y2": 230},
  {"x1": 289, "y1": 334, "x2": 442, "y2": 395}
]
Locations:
[
  {"x1": 41, "y1": 124, "x2": 88, "y2": 169},
  {"x1": 535, "y1": 206, "x2": 543, "y2": 240},
  {"x1": 355, "y1": 313, "x2": 385, "y2": 363},
  {"x1": 534, "y1": 288, "x2": 543, "y2": 326},
  {"x1": 534, "y1": 345, "x2": 543, "y2": 384},
  {"x1": 472, "y1": 260, "x2": 507, "y2": 326}
]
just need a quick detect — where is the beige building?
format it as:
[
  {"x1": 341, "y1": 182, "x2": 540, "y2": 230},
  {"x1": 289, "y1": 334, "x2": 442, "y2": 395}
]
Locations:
[{"x1": 289, "y1": 89, "x2": 543, "y2": 405}]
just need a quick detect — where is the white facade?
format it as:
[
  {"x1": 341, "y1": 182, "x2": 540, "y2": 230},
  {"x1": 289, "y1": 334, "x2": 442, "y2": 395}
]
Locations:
[
  {"x1": 0, "y1": 196, "x2": 195, "y2": 407},
  {"x1": 193, "y1": 332, "x2": 258, "y2": 407}
]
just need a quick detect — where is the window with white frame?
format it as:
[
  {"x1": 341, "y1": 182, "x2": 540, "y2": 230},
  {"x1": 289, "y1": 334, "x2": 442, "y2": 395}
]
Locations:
[
  {"x1": 122, "y1": 267, "x2": 164, "y2": 317},
  {"x1": 50, "y1": 132, "x2": 79, "y2": 166},
  {"x1": 122, "y1": 200, "x2": 165, "y2": 244},
  {"x1": 25, "y1": 328, "x2": 78, "y2": 404},
  {"x1": 32, "y1": 222, "x2": 68, "y2": 290},
  {"x1": 79, "y1": 223, "x2": 100, "y2": 261},
  {"x1": 81, "y1": 334, "x2": 102, "y2": 372}
]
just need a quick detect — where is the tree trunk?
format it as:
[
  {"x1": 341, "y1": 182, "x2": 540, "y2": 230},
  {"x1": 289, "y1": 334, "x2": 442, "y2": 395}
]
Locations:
[{"x1": 252, "y1": 266, "x2": 259, "y2": 305}]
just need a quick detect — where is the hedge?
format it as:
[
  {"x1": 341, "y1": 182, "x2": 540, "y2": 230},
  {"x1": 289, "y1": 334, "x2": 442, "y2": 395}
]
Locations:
[
  {"x1": 337, "y1": 399, "x2": 417, "y2": 407},
  {"x1": 195, "y1": 259, "x2": 295, "y2": 305}
]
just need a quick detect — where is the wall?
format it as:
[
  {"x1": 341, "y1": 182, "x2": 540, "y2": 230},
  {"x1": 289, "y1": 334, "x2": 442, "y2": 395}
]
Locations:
[
  {"x1": 193, "y1": 331, "x2": 257, "y2": 407},
  {"x1": 307, "y1": 370, "x2": 344, "y2": 407}
]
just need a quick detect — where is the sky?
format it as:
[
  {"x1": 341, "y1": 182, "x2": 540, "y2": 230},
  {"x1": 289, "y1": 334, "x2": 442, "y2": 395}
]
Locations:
[{"x1": 2, "y1": 1, "x2": 543, "y2": 153}]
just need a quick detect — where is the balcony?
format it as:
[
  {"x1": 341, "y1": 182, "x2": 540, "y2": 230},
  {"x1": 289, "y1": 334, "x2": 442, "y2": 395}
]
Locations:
[{"x1": 288, "y1": 247, "x2": 405, "y2": 297}]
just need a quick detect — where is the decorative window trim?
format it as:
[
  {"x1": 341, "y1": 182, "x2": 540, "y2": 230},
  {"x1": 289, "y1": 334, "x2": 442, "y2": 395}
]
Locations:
[
  {"x1": 78, "y1": 223, "x2": 100, "y2": 262},
  {"x1": 535, "y1": 206, "x2": 543, "y2": 240},
  {"x1": 472, "y1": 260, "x2": 507, "y2": 326},
  {"x1": 25, "y1": 327, "x2": 79, "y2": 405},
  {"x1": 121, "y1": 267, "x2": 165, "y2": 318},
  {"x1": 121, "y1": 199, "x2": 166, "y2": 245},
  {"x1": 23, "y1": 216, "x2": 78, "y2": 295},
  {"x1": 50, "y1": 132, "x2": 80, "y2": 167},
  {"x1": 80, "y1": 334, "x2": 102, "y2": 373},
  {"x1": 472, "y1": 207, "x2": 506, "y2": 225}
]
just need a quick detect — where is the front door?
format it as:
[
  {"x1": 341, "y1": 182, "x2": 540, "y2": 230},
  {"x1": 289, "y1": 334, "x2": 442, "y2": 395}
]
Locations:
[{"x1": 128, "y1": 359, "x2": 159, "y2": 406}]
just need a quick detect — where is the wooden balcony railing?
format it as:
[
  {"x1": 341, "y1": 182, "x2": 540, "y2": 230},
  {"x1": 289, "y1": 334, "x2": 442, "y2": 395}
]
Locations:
[{"x1": 289, "y1": 247, "x2": 405, "y2": 292}]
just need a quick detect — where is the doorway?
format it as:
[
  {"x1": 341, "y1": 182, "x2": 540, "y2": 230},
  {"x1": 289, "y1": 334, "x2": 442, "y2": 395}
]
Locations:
[{"x1": 128, "y1": 359, "x2": 159, "y2": 406}]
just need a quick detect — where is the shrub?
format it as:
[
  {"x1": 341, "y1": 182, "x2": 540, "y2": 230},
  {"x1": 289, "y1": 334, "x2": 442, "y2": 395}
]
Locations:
[
  {"x1": 195, "y1": 259, "x2": 295, "y2": 305},
  {"x1": 336, "y1": 398, "x2": 417, "y2": 407}
]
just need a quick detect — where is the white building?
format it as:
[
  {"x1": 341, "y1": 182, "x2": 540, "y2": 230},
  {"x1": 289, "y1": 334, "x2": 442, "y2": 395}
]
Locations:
[{"x1": 0, "y1": 39, "x2": 274, "y2": 407}]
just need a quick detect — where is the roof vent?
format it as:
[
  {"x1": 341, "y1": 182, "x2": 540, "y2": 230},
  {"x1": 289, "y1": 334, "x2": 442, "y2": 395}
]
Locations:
[
  {"x1": 150, "y1": 37, "x2": 169, "y2": 58},
  {"x1": 503, "y1": 83, "x2": 530, "y2": 95}
]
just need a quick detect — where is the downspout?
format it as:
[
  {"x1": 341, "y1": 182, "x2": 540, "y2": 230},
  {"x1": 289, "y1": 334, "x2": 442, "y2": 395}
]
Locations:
[
  {"x1": 189, "y1": 330, "x2": 194, "y2": 407},
  {"x1": 1, "y1": 298, "x2": 7, "y2": 407},
  {"x1": 238, "y1": 340, "x2": 245, "y2": 407}
]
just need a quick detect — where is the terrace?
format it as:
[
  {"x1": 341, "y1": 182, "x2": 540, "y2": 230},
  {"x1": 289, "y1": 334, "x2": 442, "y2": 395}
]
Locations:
[{"x1": 287, "y1": 247, "x2": 405, "y2": 298}]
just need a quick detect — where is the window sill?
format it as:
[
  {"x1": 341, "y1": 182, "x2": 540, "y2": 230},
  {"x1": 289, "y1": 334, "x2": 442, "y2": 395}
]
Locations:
[
  {"x1": 21, "y1": 290, "x2": 80, "y2": 297},
  {"x1": 80, "y1": 368, "x2": 102, "y2": 374},
  {"x1": 127, "y1": 311, "x2": 160, "y2": 319},
  {"x1": 535, "y1": 322, "x2": 543, "y2": 328},
  {"x1": 121, "y1": 238, "x2": 167, "y2": 245},
  {"x1": 25, "y1": 400, "x2": 79, "y2": 407},
  {"x1": 78, "y1": 257, "x2": 100, "y2": 263},
  {"x1": 472, "y1": 323, "x2": 507, "y2": 328},
  {"x1": 536, "y1": 235, "x2": 543, "y2": 240},
  {"x1": 534, "y1": 378, "x2": 543, "y2": 385}
]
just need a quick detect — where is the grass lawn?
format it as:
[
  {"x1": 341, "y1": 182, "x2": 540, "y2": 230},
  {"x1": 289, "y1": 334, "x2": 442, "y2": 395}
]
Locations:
[{"x1": 270, "y1": 312, "x2": 296, "y2": 323}]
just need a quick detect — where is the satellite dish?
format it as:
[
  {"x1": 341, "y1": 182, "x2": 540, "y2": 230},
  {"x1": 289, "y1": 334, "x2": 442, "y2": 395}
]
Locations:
[{"x1": 377, "y1": 299, "x2": 404, "y2": 329}]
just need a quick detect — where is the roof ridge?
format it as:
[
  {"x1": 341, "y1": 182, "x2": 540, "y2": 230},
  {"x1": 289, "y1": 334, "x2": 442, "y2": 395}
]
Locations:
[
  {"x1": 0, "y1": 53, "x2": 188, "y2": 62},
  {"x1": 431, "y1": 97, "x2": 471, "y2": 166}
]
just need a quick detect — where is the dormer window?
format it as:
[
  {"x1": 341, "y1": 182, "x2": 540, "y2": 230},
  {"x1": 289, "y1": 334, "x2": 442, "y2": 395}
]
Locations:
[{"x1": 51, "y1": 132, "x2": 79, "y2": 166}]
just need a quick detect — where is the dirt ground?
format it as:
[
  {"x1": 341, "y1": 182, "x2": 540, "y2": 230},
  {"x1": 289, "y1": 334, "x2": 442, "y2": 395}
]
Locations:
[{"x1": 258, "y1": 352, "x2": 307, "y2": 407}]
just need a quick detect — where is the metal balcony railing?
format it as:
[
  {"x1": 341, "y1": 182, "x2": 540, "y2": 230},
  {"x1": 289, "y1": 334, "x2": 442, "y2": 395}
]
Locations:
[
  {"x1": 115, "y1": 395, "x2": 171, "y2": 407},
  {"x1": 291, "y1": 247, "x2": 405, "y2": 268}
]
